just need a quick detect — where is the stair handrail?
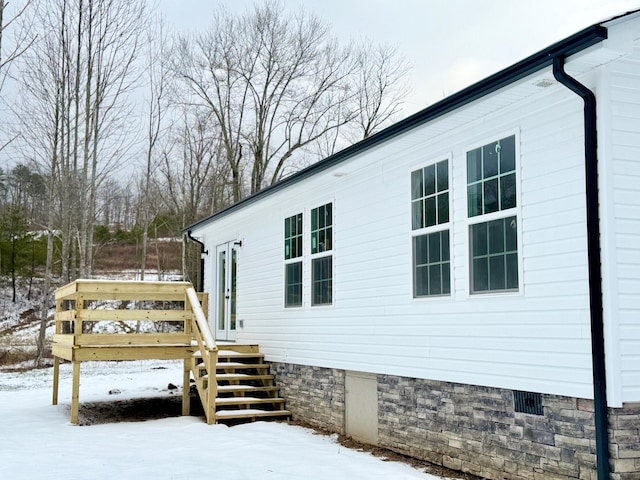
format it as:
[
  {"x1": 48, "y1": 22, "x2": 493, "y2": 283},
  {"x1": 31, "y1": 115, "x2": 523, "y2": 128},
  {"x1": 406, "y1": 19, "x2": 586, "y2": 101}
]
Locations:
[
  {"x1": 186, "y1": 286, "x2": 218, "y2": 424},
  {"x1": 186, "y1": 287, "x2": 216, "y2": 351}
]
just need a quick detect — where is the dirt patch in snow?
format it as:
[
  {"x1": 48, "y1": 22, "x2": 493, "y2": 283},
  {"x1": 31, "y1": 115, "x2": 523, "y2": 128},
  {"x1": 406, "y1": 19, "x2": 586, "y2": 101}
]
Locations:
[
  {"x1": 74, "y1": 395, "x2": 187, "y2": 426},
  {"x1": 70, "y1": 381, "x2": 204, "y2": 426}
]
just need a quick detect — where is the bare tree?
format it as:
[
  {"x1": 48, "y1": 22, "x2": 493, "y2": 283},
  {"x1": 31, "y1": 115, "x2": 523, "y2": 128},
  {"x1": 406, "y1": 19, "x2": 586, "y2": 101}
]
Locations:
[
  {"x1": 351, "y1": 41, "x2": 411, "y2": 140},
  {"x1": 0, "y1": 0, "x2": 32, "y2": 88},
  {"x1": 14, "y1": 0, "x2": 147, "y2": 363},
  {"x1": 14, "y1": 0, "x2": 67, "y2": 363},
  {"x1": 78, "y1": 0, "x2": 147, "y2": 278},
  {"x1": 159, "y1": 108, "x2": 221, "y2": 228},
  {"x1": 312, "y1": 41, "x2": 412, "y2": 159},
  {"x1": 0, "y1": 0, "x2": 33, "y2": 155},
  {"x1": 173, "y1": 1, "x2": 362, "y2": 200},
  {"x1": 139, "y1": 14, "x2": 170, "y2": 280},
  {"x1": 96, "y1": 177, "x2": 137, "y2": 232}
]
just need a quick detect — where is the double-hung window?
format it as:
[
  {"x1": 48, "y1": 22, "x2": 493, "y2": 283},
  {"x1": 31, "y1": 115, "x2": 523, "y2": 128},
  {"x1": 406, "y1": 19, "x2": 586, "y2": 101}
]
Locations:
[
  {"x1": 467, "y1": 135, "x2": 519, "y2": 293},
  {"x1": 311, "y1": 203, "x2": 333, "y2": 305},
  {"x1": 284, "y1": 213, "x2": 303, "y2": 307},
  {"x1": 411, "y1": 159, "x2": 451, "y2": 297}
]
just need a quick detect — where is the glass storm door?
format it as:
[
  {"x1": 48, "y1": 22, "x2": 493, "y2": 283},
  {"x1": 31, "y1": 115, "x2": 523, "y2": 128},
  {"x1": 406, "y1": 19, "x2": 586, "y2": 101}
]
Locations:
[{"x1": 214, "y1": 242, "x2": 237, "y2": 341}]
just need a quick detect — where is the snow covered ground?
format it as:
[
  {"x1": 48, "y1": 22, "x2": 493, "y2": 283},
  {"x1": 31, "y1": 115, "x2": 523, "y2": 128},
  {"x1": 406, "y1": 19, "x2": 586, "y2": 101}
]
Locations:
[{"x1": 0, "y1": 359, "x2": 452, "y2": 480}]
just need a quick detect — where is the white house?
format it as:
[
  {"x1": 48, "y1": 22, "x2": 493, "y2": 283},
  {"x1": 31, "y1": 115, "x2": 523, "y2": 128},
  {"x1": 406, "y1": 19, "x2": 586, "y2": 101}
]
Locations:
[{"x1": 187, "y1": 10, "x2": 640, "y2": 480}]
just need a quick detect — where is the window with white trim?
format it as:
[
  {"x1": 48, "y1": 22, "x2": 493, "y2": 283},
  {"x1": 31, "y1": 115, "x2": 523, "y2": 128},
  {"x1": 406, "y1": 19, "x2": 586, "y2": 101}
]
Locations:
[
  {"x1": 311, "y1": 203, "x2": 332, "y2": 305},
  {"x1": 284, "y1": 213, "x2": 303, "y2": 307},
  {"x1": 411, "y1": 159, "x2": 451, "y2": 297},
  {"x1": 467, "y1": 135, "x2": 519, "y2": 293}
]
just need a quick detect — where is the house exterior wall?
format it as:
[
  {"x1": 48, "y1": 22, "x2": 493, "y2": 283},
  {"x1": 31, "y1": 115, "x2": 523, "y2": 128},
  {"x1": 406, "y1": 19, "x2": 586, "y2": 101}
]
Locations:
[{"x1": 201, "y1": 77, "x2": 597, "y2": 400}]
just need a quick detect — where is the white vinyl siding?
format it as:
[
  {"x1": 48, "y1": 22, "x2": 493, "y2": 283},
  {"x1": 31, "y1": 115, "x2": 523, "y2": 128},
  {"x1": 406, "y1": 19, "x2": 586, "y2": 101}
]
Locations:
[
  {"x1": 607, "y1": 41, "x2": 640, "y2": 403},
  {"x1": 199, "y1": 83, "x2": 595, "y2": 400}
]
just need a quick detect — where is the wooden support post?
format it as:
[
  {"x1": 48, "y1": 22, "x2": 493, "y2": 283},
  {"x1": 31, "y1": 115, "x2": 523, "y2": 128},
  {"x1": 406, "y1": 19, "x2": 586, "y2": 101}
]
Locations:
[
  {"x1": 182, "y1": 358, "x2": 191, "y2": 416},
  {"x1": 207, "y1": 349, "x2": 218, "y2": 425},
  {"x1": 71, "y1": 361, "x2": 80, "y2": 424},
  {"x1": 52, "y1": 356, "x2": 60, "y2": 405}
]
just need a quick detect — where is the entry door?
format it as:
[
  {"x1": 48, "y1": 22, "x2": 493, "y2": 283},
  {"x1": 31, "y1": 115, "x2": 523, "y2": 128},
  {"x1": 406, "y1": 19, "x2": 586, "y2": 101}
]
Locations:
[{"x1": 214, "y1": 242, "x2": 237, "y2": 341}]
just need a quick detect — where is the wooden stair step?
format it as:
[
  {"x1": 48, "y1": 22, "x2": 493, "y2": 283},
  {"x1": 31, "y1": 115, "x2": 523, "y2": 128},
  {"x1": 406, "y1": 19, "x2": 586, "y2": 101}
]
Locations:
[
  {"x1": 215, "y1": 409, "x2": 291, "y2": 421},
  {"x1": 215, "y1": 363, "x2": 269, "y2": 370},
  {"x1": 216, "y1": 373, "x2": 274, "y2": 381},
  {"x1": 216, "y1": 385, "x2": 280, "y2": 394},
  {"x1": 190, "y1": 344, "x2": 287, "y2": 425},
  {"x1": 198, "y1": 361, "x2": 266, "y2": 371},
  {"x1": 197, "y1": 363, "x2": 269, "y2": 374},
  {"x1": 217, "y1": 350, "x2": 265, "y2": 360},
  {"x1": 215, "y1": 396, "x2": 285, "y2": 406},
  {"x1": 200, "y1": 378, "x2": 279, "y2": 391}
]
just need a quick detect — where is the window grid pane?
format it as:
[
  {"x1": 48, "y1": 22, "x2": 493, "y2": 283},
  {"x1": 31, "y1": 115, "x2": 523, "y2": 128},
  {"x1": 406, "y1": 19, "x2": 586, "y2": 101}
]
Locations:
[
  {"x1": 413, "y1": 230, "x2": 451, "y2": 297},
  {"x1": 470, "y1": 216, "x2": 518, "y2": 293},
  {"x1": 312, "y1": 256, "x2": 332, "y2": 305},
  {"x1": 311, "y1": 204, "x2": 333, "y2": 254},
  {"x1": 411, "y1": 160, "x2": 449, "y2": 231},
  {"x1": 467, "y1": 136, "x2": 516, "y2": 217},
  {"x1": 284, "y1": 213, "x2": 303, "y2": 260},
  {"x1": 285, "y1": 262, "x2": 303, "y2": 307}
]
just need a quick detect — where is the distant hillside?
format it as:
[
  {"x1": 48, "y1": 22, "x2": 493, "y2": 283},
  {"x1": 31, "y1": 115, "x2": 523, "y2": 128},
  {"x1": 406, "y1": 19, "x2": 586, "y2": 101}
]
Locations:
[{"x1": 93, "y1": 239, "x2": 182, "y2": 273}]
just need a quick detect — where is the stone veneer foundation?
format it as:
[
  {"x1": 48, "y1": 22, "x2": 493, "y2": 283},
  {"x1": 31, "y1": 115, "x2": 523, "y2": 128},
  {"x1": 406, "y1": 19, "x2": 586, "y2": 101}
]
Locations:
[
  {"x1": 270, "y1": 362, "x2": 640, "y2": 480},
  {"x1": 270, "y1": 362, "x2": 345, "y2": 434}
]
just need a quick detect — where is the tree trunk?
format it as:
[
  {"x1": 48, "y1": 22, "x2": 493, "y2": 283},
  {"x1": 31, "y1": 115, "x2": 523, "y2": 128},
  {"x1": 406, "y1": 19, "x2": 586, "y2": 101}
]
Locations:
[{"x1": 141, "y1": 226, "x2": 147, "y2": 280}]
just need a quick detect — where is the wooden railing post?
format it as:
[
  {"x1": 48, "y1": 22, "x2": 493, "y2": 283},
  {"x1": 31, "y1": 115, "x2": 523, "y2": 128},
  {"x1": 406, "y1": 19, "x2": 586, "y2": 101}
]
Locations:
[
  {"x1": 183, "y1": 291, "x2": 192, "y2": 338},
  {"x1": 74, "y1": 292, "x2": 83, "y2": 336}
]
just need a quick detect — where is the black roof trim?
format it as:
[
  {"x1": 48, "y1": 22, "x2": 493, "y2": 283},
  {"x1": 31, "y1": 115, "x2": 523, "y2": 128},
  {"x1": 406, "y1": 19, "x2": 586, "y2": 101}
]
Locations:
[{"x1": 186, "y1": 24, "x2": 607, "y2": 233}]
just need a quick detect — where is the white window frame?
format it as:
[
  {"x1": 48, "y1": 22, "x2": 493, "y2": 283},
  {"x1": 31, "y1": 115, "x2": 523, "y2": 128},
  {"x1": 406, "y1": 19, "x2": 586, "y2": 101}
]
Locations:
[
  {"x1": 410, "y1": 155, "x2": 453, "y2": 299},
  {"x1": 283, "y1": 212, "x2": 304, "y2": 308},
  {"x1": 464, "y1": 129, "x2": 523, "y2": 297},
  {"x1": 310, "y1": 201, "x2": 334, "y2": 307}
]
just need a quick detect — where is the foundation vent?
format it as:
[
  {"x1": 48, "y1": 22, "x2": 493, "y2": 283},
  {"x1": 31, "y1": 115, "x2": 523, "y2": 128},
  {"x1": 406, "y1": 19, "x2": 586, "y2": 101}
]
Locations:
[{"x1": 513, "y1": 390, "x2": 543, "y2": 415}]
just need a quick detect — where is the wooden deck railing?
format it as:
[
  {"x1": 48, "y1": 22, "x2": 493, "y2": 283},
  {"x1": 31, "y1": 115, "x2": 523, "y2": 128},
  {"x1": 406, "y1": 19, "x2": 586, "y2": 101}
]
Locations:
[{"x1": 51, "y1": 280, "x2": 213, "y2": 424}]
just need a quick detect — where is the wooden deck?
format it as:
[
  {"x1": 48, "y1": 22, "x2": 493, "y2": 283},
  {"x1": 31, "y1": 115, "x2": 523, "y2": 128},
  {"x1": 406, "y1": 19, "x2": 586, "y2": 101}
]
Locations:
[
  {"x1": 51, "y1": 280, "x2": 290, "y2": 425},
  {"x1": 51, "y1": 280, "x2": 210, "y2": 424}
]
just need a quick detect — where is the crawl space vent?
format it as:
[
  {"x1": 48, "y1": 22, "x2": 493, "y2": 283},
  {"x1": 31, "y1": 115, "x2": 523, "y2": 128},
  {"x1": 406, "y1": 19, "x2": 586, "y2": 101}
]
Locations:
[{"x1": 513, "y1": 390, "x2": 543, "y2": 415}]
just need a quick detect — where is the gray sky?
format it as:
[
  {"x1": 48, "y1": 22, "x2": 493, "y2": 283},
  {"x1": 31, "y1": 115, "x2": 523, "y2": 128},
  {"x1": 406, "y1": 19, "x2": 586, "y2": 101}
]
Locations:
[
  {"x1": 159, "y1": 0, "x2": 640, "y2": 115},
  {"x1": 2, "y1": 1, "x2": 639, "y2": 172}
]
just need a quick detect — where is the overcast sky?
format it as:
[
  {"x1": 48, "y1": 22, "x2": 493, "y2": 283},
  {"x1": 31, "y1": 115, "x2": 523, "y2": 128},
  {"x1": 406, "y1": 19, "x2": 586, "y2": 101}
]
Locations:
[{"x1": 159, "y1": 0, "x2": 640, "y2": 116}]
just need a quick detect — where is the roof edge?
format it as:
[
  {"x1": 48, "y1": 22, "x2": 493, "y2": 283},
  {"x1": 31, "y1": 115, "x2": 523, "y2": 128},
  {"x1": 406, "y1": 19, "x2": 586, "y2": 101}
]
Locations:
[{"x1": 186, "y1": 23, "x2": 607, "y2": 234}]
